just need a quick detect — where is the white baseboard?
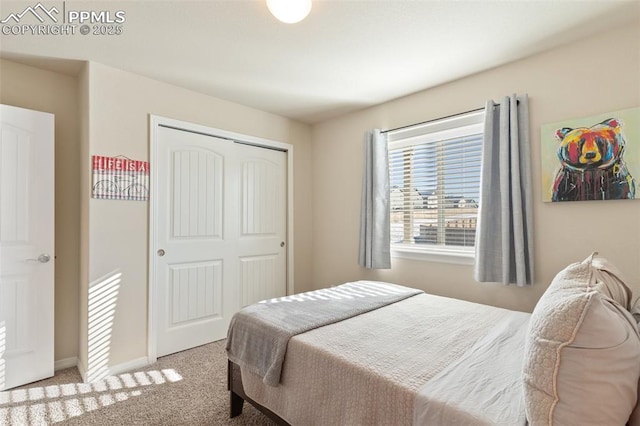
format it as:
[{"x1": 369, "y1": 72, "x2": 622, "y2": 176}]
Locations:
[
  {"x1": 78, "y1": 356, "x2": 151, "y2": 383},
  {"x1": 54, "y1": 357, "x2": 78, "y2": 371}
]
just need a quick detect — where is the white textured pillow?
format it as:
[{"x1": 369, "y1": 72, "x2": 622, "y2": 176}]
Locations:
[
  {"x1": 523, "y1": 253, "x2": 640, "y2": 426},
  {"x1": 590, "y1": 255, "x2": 633, "y2": 309}
]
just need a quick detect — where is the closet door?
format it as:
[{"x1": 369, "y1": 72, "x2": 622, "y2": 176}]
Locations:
[{"x1": 154, "y1": 126, "x2": 286, "y2": 357}]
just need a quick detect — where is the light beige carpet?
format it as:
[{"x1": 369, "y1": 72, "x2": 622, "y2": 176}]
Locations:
[{"x1": 0, "y1": 340, "x2": 275, "y2": 425}]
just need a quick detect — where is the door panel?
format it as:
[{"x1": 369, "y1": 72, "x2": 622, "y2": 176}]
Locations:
[
  {"x1": 171, "y1": 150, "x2": 223, "y2": 239},
  {"x1": 242, "y1": 159, "x2": 279, "y2": 234},
  {"x1": 0, "y1": 104, "x2": 54, "y2": 390},
  {"x1": 240, "y1": 255, "x2": 280, "y2": 307},
  {"x1": 168, "y1": 260, "x2": 222, "y2": 325}
]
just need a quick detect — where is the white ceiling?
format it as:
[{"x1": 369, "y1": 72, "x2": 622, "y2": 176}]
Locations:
[{"x1": 1, "y1": 0, "x2": 638, "y2": 123}]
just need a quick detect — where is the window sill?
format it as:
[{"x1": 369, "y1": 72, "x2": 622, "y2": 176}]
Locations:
[{"x1": 391, "y1": 245, "x2": 475, "y2": 265}]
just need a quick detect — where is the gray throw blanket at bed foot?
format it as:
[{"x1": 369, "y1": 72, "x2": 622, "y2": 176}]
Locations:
[{"x1": 226, "y1": 281, "x2": 423, "y2": 386}]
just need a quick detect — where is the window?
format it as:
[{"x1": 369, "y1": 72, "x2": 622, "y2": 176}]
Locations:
[{"x1": 387, "y1": 111, "x2": 484, "y2": 263}]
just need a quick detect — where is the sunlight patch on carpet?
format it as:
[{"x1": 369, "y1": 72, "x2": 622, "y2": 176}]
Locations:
[{"x1": 0, "y1": 368, "x2": 183, "y2": 424}]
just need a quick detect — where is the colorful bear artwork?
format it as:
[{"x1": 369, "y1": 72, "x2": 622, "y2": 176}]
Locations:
[{"x1": 551, "y1": 118, "x2": 636, "y2": 201}]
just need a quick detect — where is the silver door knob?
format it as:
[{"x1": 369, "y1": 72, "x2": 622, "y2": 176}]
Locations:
[
  {"x1": 157, "y1": 249, "x2": 165, "y2": 256},
  {"x1": 280, "y1": 242, "x2": 285, "y2": 247},
  {"x1": 27, "y1": 254, "x2": 51, "y2": 263}
]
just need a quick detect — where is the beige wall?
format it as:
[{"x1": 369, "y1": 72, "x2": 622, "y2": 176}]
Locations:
[
  {"x1": 0, "y1": 59, "x2": 81, "y2": 362},
  {"x1": 81, "y1": 62, "x2": 313, "y2": 369},
  {"x1": 310, "y1": 22, "x2": 640, "y2": 313}
]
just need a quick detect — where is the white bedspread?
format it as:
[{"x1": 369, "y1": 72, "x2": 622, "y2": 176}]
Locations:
[
  {"x1": 413, "y1": 310, "x2": 529, "y2": 425},
  {"x1": 238, "y1": 292, "x2": 530, "y2": 425}
]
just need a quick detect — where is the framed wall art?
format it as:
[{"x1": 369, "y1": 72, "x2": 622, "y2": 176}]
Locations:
[
  {"x1": 92, "y1": 155, "x2": 150, "y2": 201},
  {"x1": 541, "y1": 107, "x2": 639, "y2": 202}
]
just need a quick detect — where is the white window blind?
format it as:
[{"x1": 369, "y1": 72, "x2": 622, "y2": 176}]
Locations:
[{"x1": 388, "y1": 111, "x2": 484, "y2": 256}]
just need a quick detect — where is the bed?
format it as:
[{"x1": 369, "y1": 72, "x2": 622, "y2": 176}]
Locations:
[{"x1": 226, "y1": 255, "x2": 640, "y2": 426}]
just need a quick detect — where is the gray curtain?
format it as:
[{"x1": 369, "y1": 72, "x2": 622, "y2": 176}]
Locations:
[
  {"x1": 358, "y1": 129, "x2": 391, "y2": 269},
  {"x1": 474, "y1": 94, "x2": 534, "y2": 286}
]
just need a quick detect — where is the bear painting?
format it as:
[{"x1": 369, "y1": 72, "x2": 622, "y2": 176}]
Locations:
[
  {"x1": 552, "y1": 118, "x2": 635, "y2": 201},
  {"x1": 541, "y1": 108, "x2": 639, "y2": 202}
]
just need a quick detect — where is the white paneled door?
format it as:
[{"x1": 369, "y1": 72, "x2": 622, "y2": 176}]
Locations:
[
  {"x1": 236, "y1": 142, "x2": 287, "y2": 307},
  {"x1": 155, "y1": 126, "x2": 287, "y2": 357},
  {"x1": 0, "y1": 104, "x2": 55, "y2": 390}
]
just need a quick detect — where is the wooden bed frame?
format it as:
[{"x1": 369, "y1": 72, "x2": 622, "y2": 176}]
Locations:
[{"x1": 227, "y1": 360, "x2": 290, "y2": 425}]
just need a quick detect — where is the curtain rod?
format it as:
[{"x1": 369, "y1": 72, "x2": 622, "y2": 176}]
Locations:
[
  {"x1": 381, "y1": 98, "x2": 521, "y2": 134},
  {"x1": 381, "y1": 106, "x2": 485, "y2": 134}
]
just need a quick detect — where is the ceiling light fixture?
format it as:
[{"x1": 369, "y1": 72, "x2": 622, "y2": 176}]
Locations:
[{"x1": 266, "y1": 0, "x2": 312, "y2": 24}]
